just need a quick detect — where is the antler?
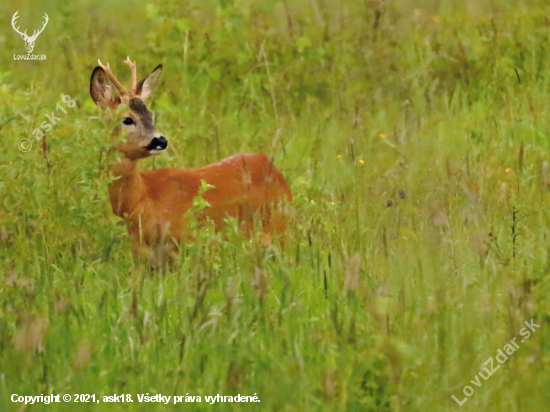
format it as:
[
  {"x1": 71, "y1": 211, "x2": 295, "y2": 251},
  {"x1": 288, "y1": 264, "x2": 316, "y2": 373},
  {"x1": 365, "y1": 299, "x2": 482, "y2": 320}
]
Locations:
[
  {"x1": 98, "y1": 59, "x2": 130, "y2": 102},
  {"x1": 97, "y1": 57, "x2": 141, "y2": 103},
  {"x1": 11, "y1": 11, "x2": 28, "y2": 39},
  {"x1": 124, "y1": 56, "x2": 137, "y2": 95},
  {"x1": 28, "y1": 13, "x2": 48, "y2": 41}
]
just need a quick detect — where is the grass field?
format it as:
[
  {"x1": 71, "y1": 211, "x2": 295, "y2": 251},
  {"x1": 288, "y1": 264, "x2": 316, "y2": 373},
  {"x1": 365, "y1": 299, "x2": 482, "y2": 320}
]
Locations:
[{"x1": 2, "y1": 0, "x2": 550, "y2": 410}]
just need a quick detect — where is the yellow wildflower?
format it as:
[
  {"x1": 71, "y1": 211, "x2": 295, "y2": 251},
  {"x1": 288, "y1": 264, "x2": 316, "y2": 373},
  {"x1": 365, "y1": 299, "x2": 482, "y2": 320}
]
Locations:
[
  {"x1": 337, "y1": 154, "x2": 343, "y2": 158},
  {"x1": 379, "y1": 133, "x2": 387, "y2": 139},
  {"x1": 505, "y1": 168, "x2": 512, "y2": 174},
  {"x1": 359, "y1": 159, "x2": 365, "y2": 165}
]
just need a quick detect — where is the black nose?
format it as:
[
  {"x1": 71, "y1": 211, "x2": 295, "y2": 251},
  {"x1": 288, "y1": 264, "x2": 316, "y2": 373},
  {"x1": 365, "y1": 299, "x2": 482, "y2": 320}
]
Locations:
[
  {"x1": 157, "y1": 136, "x2": 168, "y2": 149},
  {"x1": 147, "y1": 136, "x2": 168, "y2": 151}
]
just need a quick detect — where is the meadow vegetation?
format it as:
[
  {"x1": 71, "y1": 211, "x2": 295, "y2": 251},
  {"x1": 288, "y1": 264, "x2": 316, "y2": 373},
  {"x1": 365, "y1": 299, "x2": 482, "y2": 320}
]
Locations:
[{"x1": 1, "y1": 0, "x2": 550, "y2": 410}]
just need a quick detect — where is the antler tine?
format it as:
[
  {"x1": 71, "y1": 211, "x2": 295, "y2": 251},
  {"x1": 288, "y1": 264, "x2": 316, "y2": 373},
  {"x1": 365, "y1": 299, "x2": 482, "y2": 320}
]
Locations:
[
  {"x1": 123, "y1": 56, "x2": 137, "y2": 95},
  {"x1": 11, "y1": 10, "x2": 19, "y2": 28},
  {"x1": 97, "y1": 59, "x2": 128, "y2": 97}
]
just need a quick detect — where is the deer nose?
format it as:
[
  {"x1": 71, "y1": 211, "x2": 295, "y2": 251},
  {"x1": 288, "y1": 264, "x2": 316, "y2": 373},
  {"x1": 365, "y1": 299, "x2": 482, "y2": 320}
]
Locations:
[
  {"x1": 157, "y1": 136, "x2": 168, "y2": 149},
  {"x1": 147, "y1": 136, "x2": 168, "y2": 151}
]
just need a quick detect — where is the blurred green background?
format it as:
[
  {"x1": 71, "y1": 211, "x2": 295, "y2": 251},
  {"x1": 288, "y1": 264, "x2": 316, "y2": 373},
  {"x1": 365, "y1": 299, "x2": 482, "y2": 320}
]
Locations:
[{"x1": 1, "y1": 0, "x2": 550, "y2": 410}]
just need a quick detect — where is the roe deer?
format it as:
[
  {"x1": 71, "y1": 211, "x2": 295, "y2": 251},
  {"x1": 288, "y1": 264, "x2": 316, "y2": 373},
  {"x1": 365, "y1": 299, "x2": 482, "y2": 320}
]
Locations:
[{"x1": 90, "y1": 57, "x2": 292, "y2": 265}]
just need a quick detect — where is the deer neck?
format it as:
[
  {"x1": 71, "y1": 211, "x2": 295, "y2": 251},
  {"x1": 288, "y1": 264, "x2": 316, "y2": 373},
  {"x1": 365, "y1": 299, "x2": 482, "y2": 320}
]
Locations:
[{"x1": 108, "y1": 157, "x2": 146, "y2": 218}]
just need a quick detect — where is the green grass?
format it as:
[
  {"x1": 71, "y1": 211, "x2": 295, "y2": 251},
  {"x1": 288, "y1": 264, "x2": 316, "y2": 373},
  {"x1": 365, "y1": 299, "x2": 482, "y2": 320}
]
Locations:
[{"x1": 2, "y1": 0, "x2": 550, "y2": 410}]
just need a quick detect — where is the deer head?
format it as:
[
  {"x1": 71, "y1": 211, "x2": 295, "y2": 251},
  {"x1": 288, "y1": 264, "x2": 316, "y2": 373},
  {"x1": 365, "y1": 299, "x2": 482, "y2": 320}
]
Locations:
[
  {"x1": 90, "y1": 57, "x2": 166, "y2": 160},
  {"x1": 12, "y1": 11, "x2": 49, "y2": 54}
]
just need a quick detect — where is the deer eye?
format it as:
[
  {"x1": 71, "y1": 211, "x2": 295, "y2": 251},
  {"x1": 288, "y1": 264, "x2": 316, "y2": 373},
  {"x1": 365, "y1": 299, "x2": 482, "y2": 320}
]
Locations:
[{"x1": 122, "y1": 117, "x2": 134, "y2": 125}]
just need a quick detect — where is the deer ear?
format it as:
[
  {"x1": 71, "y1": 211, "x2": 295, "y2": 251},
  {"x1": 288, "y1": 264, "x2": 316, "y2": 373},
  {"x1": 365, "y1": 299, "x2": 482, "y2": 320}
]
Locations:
[
  {"x1": 90, "y1": 67, "x2": 120, "y2": 110},
  {"x1": 137, "y1": 64, "x2": 162, "y2": 103}
]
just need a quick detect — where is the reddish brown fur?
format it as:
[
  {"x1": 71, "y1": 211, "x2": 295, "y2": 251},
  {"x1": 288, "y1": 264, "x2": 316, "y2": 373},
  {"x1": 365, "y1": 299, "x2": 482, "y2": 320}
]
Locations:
[{"x1": 109, "y1": 153, "x2": 292, "y2": 255}]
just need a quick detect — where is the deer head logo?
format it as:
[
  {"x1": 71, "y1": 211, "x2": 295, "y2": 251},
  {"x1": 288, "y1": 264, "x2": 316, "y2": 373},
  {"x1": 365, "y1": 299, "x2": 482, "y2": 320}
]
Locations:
[{"x1": 11, "y1": 11, "x2": 49, "y2": 54}]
